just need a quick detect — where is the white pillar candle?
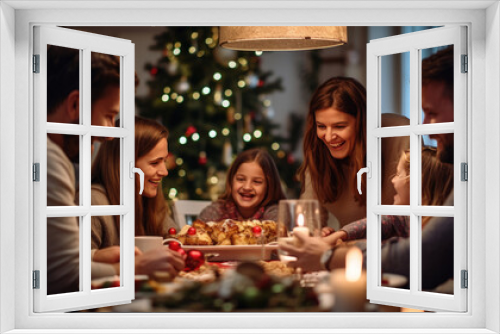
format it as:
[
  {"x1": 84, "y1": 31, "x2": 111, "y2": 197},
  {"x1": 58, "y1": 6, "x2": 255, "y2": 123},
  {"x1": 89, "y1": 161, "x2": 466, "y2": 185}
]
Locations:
[
  {"x1": 330, "y1": 247, "x2": 367, "y2": 312},
  {"x1": 292, "y1": 213, "x2": 309, "y2": 247}
]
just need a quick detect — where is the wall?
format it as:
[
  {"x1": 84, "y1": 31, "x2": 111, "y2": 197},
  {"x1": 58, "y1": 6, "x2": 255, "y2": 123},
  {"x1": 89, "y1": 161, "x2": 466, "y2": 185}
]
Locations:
[{"x1": 0, "y1": 2, "x2": 16, "y2": 333}]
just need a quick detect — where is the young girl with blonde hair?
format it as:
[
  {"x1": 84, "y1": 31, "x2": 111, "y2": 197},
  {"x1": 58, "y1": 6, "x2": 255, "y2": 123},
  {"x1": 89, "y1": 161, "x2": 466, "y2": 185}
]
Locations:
[{"x1": 325, "y1": 146, "x2": 454, "y2": 245}]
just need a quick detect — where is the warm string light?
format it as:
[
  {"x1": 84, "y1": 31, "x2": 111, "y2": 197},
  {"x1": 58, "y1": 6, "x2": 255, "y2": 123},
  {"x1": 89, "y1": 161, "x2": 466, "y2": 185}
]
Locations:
[
  {"x1": 208, "y1": 130, "x2": 217, "y2": 138},
  {"x1": 210, "y1": 176, "x2": 219, "y2": 184},
  {"x1": 168, "y1": 188, "x2": 178, "y2": 199}
]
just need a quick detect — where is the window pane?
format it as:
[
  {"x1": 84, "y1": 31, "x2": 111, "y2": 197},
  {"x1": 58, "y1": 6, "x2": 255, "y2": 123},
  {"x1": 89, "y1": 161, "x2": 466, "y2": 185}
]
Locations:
[
  {"x1": 420, "y1": 45, "x2": 454, "y2": 125},
  {"x1": 91, "y1": 215, "x2": 121, "y2": 290},
  {"x1": 91, "y1": 52, "x2": 121, "y2": 128},
  {"x1": 91, "y1": 137, "x2": 122, "y2": 206},
  {"x1": 420, "y1": 145, "x2": 454, "y2": 206},
  {"x1": 47, "y1": 134, "x2": 81, "y2": 206},
  {"x1": 381, "y1": 136, "x2": 410, "y2": 205},
  {"x1": 380, "y1": 51, "x2": 410, "y2": 125},
  {"x1": 47, "y1": 45, "x2": 81, "y2": 125},
  {"x1": 421, "y1": 216, "x2": 454, "y2": 295},
  {"x1": 47, "y1": 216, "x2": 81, "y2": 295},
  {"x1": 380, "y1": 215, "x2": 409, "y2": 290}
]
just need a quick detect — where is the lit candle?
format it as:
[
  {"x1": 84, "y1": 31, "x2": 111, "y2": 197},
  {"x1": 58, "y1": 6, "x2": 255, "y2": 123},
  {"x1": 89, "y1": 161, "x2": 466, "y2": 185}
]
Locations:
[
  {"x1": 292, "y1": 213, "x2": 309, "y2": 247},
  {"x1": 330, "y1": 247, "x2": 367, "y2": 312}
]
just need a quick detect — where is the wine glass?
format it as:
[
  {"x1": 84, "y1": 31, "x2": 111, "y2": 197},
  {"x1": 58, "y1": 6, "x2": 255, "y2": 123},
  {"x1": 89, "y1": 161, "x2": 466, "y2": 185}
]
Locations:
[{"x1": 277, "y1": 199, "x2": 321, "y2": 265}]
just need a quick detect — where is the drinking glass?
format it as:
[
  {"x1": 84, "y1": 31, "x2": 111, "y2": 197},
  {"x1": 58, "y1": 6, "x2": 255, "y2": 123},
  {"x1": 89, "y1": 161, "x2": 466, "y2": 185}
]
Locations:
[{"x1": 277, "y1": 199, "x2": 321, "y2": 265}]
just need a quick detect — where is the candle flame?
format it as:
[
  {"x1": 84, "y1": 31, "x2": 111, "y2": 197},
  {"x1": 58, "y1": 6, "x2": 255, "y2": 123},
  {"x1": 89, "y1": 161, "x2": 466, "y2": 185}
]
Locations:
[
  {"x1": 345, "y1": 247, "x2": 363, "y2": 282},
  {"x1": 297, "y1": 213, "x2": 304, "y2": 227}
]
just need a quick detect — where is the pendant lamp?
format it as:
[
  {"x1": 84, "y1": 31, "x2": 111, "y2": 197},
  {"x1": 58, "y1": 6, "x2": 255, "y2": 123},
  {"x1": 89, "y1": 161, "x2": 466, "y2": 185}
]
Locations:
[{"x1": 219, "y1": 26, "x2": 348, "y2": 51}]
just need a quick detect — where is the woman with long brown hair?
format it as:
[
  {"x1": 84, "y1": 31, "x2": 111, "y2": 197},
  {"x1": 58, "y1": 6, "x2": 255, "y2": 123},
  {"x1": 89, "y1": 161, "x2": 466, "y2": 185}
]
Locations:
[
  {"x1": 90, "y1": 116, "x2": 183, "y2": 277},
  {"x1": 299, "y1": 77, "x2": 409, "y2": 230}
]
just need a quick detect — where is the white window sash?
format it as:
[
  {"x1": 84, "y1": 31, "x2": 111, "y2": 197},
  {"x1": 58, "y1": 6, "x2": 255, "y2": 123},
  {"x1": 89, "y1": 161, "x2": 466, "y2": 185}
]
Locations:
[
  {"x1": 33, "y1": 25, "x2": 136, "y2": 313},
  {"x1": 366, "y1": 25, "x2": 467, "y2": 312}
]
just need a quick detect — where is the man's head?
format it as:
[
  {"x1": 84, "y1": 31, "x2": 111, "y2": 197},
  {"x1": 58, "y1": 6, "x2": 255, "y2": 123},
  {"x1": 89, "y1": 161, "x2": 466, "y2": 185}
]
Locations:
[
  {"x1": 47, "y1": 45, "x2": 123, "y2": 125},
  {"x1": 421, "y1": 46, "x2": 454, "y2": 163},
  {"x1": 47, "y1": 46, "x2": 133, "y2": 160}
]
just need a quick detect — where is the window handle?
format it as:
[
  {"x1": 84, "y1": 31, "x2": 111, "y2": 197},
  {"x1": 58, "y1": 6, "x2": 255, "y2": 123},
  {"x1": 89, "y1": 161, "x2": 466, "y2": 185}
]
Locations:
[
  {"x1": 129, "y1": 162, "x2": 144, "y2": 195},
  {"x1": 357, "y1": 162, "x2": 371, "y2": 195}
]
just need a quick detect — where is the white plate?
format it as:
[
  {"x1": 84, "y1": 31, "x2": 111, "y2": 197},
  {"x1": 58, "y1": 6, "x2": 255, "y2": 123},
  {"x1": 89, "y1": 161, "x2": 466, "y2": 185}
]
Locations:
[
  {"x1": 382, "y1": 273, "x2": 408, "y2": 288},
  {"x1": 182, "y1": 244, "x2": 278, "y2": 262}
]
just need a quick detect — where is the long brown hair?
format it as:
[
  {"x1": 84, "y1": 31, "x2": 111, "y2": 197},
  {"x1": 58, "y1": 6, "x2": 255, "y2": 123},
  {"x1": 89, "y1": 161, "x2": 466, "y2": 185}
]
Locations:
[
  {"x1": 299, "y1": 77, "x2": 367, "y2": 205},
  {"x1": 401, "y1": 147, "x2": 454, "y2": 228},
  {"x1": 91, "y1": 116, "x2": 169, "y2": 236},
  {"x1": 220, "y1": 148, "x2": 287, "y2": 209}
]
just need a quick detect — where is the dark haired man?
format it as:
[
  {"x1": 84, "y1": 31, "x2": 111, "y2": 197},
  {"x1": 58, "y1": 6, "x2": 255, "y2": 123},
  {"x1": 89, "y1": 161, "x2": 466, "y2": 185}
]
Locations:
[{"x1": 46, "y1": 46, "x2": 123, "y2": 294}]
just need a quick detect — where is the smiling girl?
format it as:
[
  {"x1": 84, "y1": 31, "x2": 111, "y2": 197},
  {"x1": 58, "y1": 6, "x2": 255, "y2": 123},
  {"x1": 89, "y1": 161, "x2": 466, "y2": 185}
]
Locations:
[{"x1": 198, "y1": 148, "x2": 287, "y2": 222}]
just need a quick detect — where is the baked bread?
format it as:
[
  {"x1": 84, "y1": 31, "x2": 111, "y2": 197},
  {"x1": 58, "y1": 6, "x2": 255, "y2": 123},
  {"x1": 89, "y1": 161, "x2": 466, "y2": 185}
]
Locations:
[{"x1": 172, "y1": 219, "x2": 277, "y2": 246}]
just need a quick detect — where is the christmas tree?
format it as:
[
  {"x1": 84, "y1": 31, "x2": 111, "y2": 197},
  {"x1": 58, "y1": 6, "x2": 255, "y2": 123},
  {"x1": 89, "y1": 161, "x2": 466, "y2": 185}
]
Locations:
[{"x1": 136, "y1": 27, "x2": 302, "y2": 201}]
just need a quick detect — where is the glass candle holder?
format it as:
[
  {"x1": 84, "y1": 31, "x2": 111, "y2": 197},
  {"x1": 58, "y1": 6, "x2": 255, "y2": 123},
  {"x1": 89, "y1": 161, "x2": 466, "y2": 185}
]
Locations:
[{"x1": 277, "y1": 199, "x2": 321, "y2": 264}]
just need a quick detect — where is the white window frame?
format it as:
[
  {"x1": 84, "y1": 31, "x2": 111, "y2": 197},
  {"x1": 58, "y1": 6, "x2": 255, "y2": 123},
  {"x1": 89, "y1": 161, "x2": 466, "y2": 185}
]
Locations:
[
  {"x1": 366, "y1": 26, "x2": 467, "y2": 312},
  {"x1": 0, "y1": 1, "x2": 498, "y2": 333},
  {"x1": 32, "y1": 26, "x2": 136, "y2": 312}
]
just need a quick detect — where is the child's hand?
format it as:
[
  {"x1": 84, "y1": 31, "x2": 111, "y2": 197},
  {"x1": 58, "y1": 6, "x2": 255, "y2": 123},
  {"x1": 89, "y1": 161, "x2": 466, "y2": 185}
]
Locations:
[
  {"x1": 324, "y1": 230, "x2": 348, "y2": 247},
  {"x1": 321, "y1": 226, "x2": 335, "y2": 237}
]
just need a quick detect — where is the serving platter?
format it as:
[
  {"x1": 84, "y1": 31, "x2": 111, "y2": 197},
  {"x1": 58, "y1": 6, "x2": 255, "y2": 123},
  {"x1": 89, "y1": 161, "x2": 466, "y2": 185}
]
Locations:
[{"x1": 182, "y1": 244, "x2": 278, "y2": 261}]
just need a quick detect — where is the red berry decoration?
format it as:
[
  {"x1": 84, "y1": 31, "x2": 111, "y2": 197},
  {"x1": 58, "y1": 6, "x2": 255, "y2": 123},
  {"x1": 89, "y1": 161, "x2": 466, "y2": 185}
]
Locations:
[
  {"x1": 184, "y1": 249, "x2": 205, "y2": 271},
  {"x1": 168, "y1": 241, "x2": 181, "y2": 251},
  {"x1": 252, "y1": 226, "x2": 262, "y2": 236},
  {"x1": 176, "y1": 248, "x2": 187, "y2": 258},
  {"x1": 187, "y1": 227, "x2": 197, "y2": 236},
  {"x1": 150, "y1": 67, "x2": 158, "y2": 76},
  {"x1": 168, "y1": 227, "x2": 177, "y2": 236}
]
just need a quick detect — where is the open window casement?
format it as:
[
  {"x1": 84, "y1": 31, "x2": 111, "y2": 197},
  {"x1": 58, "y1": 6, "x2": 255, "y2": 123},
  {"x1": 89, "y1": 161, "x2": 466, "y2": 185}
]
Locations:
[
  {"x1": 365, "y1": 26, "x2": 467, "y2": 312},
  {"x1": 33, "y1": 26, "x2": 136, "y2": 312}
]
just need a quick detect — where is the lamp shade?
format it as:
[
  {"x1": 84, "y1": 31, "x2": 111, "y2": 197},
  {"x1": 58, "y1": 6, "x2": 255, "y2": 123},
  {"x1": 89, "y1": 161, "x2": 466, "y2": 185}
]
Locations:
[{"x1": 219, "y1": 26, "x2": 348, "y2": 51}]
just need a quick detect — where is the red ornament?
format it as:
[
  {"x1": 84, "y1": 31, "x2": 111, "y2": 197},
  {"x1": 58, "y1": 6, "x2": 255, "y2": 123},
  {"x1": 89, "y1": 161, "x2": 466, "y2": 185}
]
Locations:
[
  {"x1": 252, "y1": 226, "x2": 262, "y2": 236},
  {"x1": 185, "y1": 125, "x2": 197, "y2": 137},
  {"x1": 150, "y1": 67, "x2": 158, "y2": 76},
  {"x1": 187, "y1": 227, "x2": 197, "y2": 236},
  {"x1": 184, "y1": 249, "x2": 205, "y2": 271},
  {"x1": 287, "y1": 153, "x2": 295, "y2": 164},
  {"x1": 176, "y1": 248, "x2": 187, "y2": 258},
  {"x1": 168, "y1": 227, "x2": 177, "y2": 236},
  {"x1": 258, "y1": 79, "x2": 265, "y2": 87},
  {"x1": 198, "y1": 155, "x2": 207, "y2": 166},
  {"x1": 168, "y1": 241, "x2": 181, "y2": 251}
]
